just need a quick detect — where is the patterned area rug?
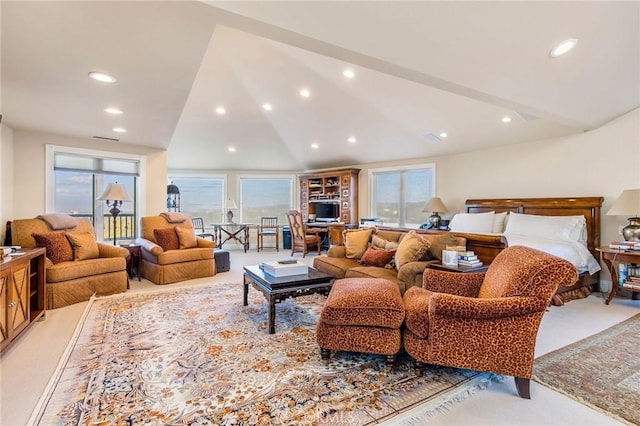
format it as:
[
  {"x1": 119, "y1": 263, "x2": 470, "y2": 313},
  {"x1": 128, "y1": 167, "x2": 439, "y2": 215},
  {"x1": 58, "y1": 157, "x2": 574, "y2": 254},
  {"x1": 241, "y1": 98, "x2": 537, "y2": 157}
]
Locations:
[
  {"x1": 533, "y1": 313, "x2": 640, "y2": 426},
  {"x1": 31, "y1": 284, "x2": 498, "y2": 425}
]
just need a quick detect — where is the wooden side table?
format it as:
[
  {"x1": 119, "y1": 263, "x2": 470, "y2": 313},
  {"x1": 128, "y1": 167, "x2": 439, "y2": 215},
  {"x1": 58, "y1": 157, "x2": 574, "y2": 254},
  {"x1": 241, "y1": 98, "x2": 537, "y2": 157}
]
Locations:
[
  {"x1": 596, "y1": 247, "x2": 640, "y2": 305},
  {"x1": 429, "y1": 262, "x2": 489, "y2": 273},
  {"x1": 120, "y1": 244, "x2": 142, "y2": 284}
]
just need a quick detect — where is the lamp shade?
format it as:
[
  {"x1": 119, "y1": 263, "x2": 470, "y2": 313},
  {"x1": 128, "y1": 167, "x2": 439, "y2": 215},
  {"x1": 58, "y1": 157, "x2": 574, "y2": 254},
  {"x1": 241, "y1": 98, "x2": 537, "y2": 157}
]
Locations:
[
  {"x1": 225, "y1": 198, "x2": 238, "y2": 209},
  {"x1": 422, "y1": 197, "x2": 448, "y2": 213},
  {"x1": 606, "y1": 189, "x2": 640, "y2": 217},
  {"x1": 98, "y1": 182, "x2": 131, "y2": 202}
]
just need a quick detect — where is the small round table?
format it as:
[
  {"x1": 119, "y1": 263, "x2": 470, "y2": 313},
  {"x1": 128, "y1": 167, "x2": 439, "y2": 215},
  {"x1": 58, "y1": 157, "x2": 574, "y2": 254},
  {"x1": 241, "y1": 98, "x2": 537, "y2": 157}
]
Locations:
[{"x1": 120, "y1": 244, "x2": 142, "y2": 285}]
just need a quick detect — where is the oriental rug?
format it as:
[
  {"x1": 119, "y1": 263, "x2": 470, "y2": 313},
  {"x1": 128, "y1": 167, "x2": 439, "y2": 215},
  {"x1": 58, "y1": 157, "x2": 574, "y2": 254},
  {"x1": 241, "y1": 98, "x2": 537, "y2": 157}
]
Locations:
[
  {"x1": 30, "y1": 284, "x2": 498, "y2": 425},
  {"x1": 533, "y1": 313, "x2": 640, "y2": 426}
]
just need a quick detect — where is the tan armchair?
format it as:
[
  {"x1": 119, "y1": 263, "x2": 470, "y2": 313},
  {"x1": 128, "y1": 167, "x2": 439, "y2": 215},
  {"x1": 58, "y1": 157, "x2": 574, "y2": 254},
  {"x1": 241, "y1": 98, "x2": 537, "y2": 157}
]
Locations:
[
  {"x1": 402, "y1": 246, "x2": 578, "y2": 399},
  {"x1": 285, "y1": 210, "x2": 321, "y2": 257},
  {"x1": 137, "y1": 214, "x2": 216, "y2": 285},
  {"x1": 11, "y1": 217, "x2": 129, "y2": 309}
]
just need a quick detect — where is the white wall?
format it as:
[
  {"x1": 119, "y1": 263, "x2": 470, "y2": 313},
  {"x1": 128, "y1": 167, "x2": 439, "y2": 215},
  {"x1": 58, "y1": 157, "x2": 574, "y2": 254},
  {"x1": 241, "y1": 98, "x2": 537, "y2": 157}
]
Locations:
[{"x1": 0, "y1": 124, "x2": 15, "y2": 243}]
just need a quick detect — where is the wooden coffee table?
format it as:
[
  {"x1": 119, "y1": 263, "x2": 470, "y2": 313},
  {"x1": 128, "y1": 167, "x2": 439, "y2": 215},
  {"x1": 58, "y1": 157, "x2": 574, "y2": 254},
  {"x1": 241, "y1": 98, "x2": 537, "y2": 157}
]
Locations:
[{"x1": 243, "y1": 264, "x2": 334, "y2": 334}]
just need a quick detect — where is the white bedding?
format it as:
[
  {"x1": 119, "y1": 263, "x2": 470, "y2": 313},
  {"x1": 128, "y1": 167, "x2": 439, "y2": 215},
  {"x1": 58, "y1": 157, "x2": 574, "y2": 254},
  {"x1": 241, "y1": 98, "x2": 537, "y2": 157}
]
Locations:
[{"x1": 504, "y1": 234, "x2": 601, "y2": 275}]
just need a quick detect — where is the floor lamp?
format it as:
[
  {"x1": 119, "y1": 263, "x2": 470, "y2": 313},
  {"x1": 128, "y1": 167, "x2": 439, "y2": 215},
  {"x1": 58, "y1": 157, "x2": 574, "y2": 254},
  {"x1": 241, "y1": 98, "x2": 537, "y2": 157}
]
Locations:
[{"x1": 98, "y1": 182, "x2": 132, "y2": 245}]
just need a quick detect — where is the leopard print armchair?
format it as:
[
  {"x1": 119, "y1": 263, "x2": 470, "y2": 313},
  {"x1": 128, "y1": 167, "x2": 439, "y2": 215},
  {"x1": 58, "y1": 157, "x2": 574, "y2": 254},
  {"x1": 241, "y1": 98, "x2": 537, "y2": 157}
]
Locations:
[{"x1": 402, "y1": 245, "x2": 578, "y2": 399}]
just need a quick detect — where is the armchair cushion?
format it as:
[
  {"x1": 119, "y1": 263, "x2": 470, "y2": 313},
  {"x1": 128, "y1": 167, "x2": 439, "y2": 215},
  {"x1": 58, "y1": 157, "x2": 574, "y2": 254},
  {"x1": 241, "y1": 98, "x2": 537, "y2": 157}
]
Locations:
[
  {"x1": 154, "y1": 228, "x2": 179, "y2": 251},
  {"x1": 32, "y1": 232, "x2": 73, "y2": 264},
  {"x1": 176, "y1": 226, "x2": 197, "y2": 249},
  {"x1": 65, "y1": 231, "x2": 99, "y2": 260},
  {"x1": 423, "y1": 268, "x2": 485, "y2": 297}
]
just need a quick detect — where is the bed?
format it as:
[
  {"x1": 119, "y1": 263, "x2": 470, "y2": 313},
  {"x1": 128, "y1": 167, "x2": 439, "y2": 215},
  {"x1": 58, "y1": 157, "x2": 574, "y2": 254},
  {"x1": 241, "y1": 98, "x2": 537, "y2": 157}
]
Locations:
[{"x1": 450, "y1": 197, "x2": 604, "y2": 305}]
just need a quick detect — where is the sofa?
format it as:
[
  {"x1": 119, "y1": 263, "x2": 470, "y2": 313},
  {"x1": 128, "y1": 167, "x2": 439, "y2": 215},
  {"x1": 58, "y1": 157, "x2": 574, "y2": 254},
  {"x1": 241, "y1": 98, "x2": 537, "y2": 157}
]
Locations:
[
  {"x1": 11, "y1": 216, "x2": 129, "y2": 308},
  {"x1": 313, "y1": 227, "x2": 466, "y2": 295},
  {"x1": 137, "y1": 214, "x2": 216, "y2": 285}
]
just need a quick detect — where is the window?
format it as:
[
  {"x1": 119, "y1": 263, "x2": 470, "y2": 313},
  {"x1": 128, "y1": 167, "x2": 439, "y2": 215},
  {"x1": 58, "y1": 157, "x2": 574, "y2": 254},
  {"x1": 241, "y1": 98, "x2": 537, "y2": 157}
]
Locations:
[
  {"x1": 239, "y1": 176, "x2": 294, "y2": 225},
  {"x1": 369, "y1": 164, "x2": 435, "y2": 228},
  {"x1": 167, "y1": 176, "x2": 225, "y2": 225},
  {"x1": 46, "y1": 145, "x2": 143, "y2": 243}
]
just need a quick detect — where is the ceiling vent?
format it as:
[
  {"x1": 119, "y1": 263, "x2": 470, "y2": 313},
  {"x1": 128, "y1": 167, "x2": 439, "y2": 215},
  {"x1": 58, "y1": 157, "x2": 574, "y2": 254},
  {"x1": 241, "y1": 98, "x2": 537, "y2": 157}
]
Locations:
[
  {"x1": 423, "y1": 133, "x2": 442, "y2": 143},
  {"x1": 515, "y1": 111, "x2": 540, "y2": 121},
  {"x1": 92, "y1": 135, "x2": 120, "y2": 142}
]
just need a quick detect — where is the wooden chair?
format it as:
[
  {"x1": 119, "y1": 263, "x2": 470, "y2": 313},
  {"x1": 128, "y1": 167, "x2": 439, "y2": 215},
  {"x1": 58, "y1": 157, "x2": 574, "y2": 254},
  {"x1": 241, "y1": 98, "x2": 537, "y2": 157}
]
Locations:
[
  {"x1": 191, "y1": 217, "x2": 215, "y2": 242},
  {"x1": 285, "y1": 210, "x2": 322, "y2": 257},
  {"x1": 257, "y1": 216, "x2": 279, "y2": 252}
]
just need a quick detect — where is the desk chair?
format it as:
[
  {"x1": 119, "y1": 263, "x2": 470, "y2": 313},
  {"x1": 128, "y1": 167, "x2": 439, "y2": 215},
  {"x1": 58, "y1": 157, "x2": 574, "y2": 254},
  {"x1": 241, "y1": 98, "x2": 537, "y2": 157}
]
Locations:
[
  {"x1": 191, "y1": 217, "x2": 215, "y2": 242},
  {"x1": 258, "y1": 216, "x2": 279, "y2": 252},
  {"x1": 285, "y1": 210, "x2": 322, "y2": 257}
]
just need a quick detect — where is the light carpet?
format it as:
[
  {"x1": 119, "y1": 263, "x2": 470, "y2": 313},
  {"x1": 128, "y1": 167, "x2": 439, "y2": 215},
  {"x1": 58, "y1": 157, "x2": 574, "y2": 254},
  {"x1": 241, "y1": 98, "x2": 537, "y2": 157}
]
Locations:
[
  {"x1": 31, "y1": 283, "x2": 498, "y2": 425},
  {"x1": 533, "y1": 313, "x2": 640, "y2": 426}
]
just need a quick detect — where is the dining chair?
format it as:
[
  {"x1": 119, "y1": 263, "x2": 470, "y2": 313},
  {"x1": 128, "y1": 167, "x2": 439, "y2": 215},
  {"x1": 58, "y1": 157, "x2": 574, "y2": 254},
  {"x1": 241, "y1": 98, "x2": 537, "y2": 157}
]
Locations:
[
  {"x1": 285, "y1": 210, "x2": 322, "y2": 257},
  {"x1": 191, "y1": 217, "x2": 215, "y2": 242},
  {"x1": 257, "y1": 216, "x2": 279, "y2": 252}
]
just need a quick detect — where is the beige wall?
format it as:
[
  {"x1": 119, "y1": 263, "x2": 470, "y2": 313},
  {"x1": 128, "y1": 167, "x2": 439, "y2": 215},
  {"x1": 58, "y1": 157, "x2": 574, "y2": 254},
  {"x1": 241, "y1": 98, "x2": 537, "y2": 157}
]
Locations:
[{"x1": 0, "y1": 124, "x2": 15, "y2": 243}]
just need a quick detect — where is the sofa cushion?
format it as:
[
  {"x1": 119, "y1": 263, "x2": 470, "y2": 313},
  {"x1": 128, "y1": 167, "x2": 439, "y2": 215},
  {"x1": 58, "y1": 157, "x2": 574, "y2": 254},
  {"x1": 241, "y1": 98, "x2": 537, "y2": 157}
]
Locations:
[
  {"x1": 154, "y1": 228, "x2": 179, "y2": 251},
  {"x1": 346, "y1": 266, "x2": 399, "y2": 282},
  {"x1": 65, "y1": 231, "x2": 99, "y2": 260},
  {"x1": 395, "y1": 231, "x2": 431, "y2": 269},
  {"x1": 31, "y1": 232, "x2": 74, "y2": 264},
  {"x1": 359, "y1": 246, "x2": 396, "y2": 267},
  {"x1": 314, "y1": 256, "x2": 360, "y2": 279},
  {"x1": 152, "y1": 247, "x2": 214, "y2": 265},
  {"x1": 344, "y1": 227, "x2": 375, "y2": 259},
  {"x1": 46, "y1": 257, "x2": 126, "y2": 282},
  {"x1": 176, "y1": 226, "x2": 197, "y2": 249}
]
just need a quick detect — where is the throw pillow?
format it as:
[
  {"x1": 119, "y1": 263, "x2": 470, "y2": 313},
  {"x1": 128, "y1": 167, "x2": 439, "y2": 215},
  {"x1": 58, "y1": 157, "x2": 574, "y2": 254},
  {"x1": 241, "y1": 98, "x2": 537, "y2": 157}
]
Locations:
[
  {"x1": 343, "y1": 227, "x2": 375, "y2": 259},
  {"x1": 31, "y1": 232, "x2": 74, "y2": 264},
  {"x1": 154, "y1": 228, "x2": 179, "y2": 251},
  {"x1": 371, "y1": 234, "x2": 400, "y2": 250},
  {"x1": 65, "y1": 231, "x2": 100, "y2": 260},
  {"x1": 424, "y1": 233, "x2": 460, "y2": 261},
  {"x1": 175, "y1": 226, "x2": 197, "y2": 249},
  {"x1": 394, "y1": 231, "x2": 431, "y2": 269},
  {"x1": 359, "y1": 246, "x2": 396, "y2": 267}
]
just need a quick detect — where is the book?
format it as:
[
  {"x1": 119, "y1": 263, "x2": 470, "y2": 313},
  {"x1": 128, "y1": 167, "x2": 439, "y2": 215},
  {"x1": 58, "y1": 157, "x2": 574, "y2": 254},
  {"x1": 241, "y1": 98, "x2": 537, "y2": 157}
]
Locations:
[
  {"x1": 622, "y1": 283, "x2": 640, "y2": 291},
  {"x1": 609, "y1": 241, "x2": 640, "y2": 250},
  {"x1": 458, "y1": 255, "x2": 478, "y2": 261},
  {"x1": 260, "y1": 261, "x2": 308, "y2": 277},
  {"x1": 458, "y1": 260, "x2": 482, "y2": 267}
]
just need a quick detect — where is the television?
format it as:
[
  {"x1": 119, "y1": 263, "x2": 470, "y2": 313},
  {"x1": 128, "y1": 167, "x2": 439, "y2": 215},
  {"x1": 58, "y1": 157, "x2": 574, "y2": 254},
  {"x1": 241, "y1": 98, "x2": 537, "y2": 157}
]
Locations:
[{"x1": 314, "y1": 202, "x2": 339, "y2": 221}]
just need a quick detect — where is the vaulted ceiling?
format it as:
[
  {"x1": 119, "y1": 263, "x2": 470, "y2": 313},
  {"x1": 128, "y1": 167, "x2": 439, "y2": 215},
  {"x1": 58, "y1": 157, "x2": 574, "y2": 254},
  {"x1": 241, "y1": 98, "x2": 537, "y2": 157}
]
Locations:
[{"x1": 3, "y1": 1, "x2": 638, "y2": 171}]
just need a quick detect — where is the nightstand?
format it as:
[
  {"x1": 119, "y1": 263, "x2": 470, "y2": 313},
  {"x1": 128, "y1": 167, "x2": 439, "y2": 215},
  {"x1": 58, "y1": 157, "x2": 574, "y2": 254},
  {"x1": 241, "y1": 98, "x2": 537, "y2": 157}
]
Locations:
[
  {"x1": 429, "y1": 262, "x2": 489, "y2": 274},
  {"x1": 120, "y1": 244, "x2": 142, "y2": 284},
  {"x1": 596, "y1": 247, "x2": 640, "y2": 305}
]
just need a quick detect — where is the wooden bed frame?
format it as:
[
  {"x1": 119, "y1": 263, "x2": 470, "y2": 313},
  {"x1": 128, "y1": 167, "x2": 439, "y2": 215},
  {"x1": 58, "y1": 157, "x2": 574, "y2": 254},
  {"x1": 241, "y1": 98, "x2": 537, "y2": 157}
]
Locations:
[{"x1": 451, "y1": 197, "x2": 604, "y2": 305}]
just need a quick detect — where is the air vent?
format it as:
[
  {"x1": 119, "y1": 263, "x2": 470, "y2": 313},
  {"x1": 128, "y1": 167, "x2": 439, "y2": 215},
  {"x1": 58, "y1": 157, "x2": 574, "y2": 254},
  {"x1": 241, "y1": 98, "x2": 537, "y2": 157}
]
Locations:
[
  {"x1": 92, "y1": 136, "x2": 120, "y2": 142},
  {"x1": 515, "y1": 111, "x2": 540, "y2": 121},
  {"x1": 423, "y1": 133, "x2": 441, "y2": 143}
]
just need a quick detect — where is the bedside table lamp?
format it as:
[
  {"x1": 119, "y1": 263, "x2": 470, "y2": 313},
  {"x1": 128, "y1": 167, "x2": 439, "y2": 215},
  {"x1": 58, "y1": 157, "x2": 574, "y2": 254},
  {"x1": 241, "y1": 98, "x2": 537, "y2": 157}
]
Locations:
[
  {"x1": 607, "y1": 189, "x2": 640, "y2": 242},
  {"x1": 423, "y1": 197, "x2": 448, "y2": 229},
  {"x1": 225, "y1": 198, "x2": 238, "y2": 223},
  {"x1": 98, "y1": 182, "x2": 132, "y2": 245}
]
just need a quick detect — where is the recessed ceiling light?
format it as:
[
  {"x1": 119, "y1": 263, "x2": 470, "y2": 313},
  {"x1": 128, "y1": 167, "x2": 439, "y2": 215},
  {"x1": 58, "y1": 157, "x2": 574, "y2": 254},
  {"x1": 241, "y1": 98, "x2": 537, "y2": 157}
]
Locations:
[
  {"x1": 262, "y1": 103, "x2": 273, "y2": 111},
  {"x1": 300, "y1": 88, "x2": 311, "y2": 98},
  {"x1": 215, "y1": 107, "x2": 226, "y2": 115},
  {"x1": 501, "y1": 116, "x2": 512, "y2": 123},
  {"x1": 228, "y1": 146, "x2": 236, "y2": 153},
  {"x1": 104, "y1": 108, "x2": 123, "y2": 115},
  {"x1": 112, "y1": 127, "x2": 127, "y2": 133},
  {"x1": 549, "y1": 38, "x2": 578, "y2": 58},
  {"x1": 343, "y1": 69, "x2": 355, "y2": 79},
  {"x1": 88, "y1": 72, "x2": 117, "y2": 83},
  {"x1": 439, "y1": 132, "x2": 448, "y2": 139},
  {"x1": 347, "y1": 136, "x2": 357, "y2": 143},
  {"x1": 311, "y1": 143, "x2": 319, "y2": 149}
]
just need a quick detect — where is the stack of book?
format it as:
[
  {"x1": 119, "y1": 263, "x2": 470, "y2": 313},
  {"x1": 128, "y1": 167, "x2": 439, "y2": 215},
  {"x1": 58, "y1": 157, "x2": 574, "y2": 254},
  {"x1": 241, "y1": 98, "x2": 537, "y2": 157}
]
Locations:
[
  {"x1": 609, "y1": 241, "x2": 640, "y2": 250},
  {"x1": 458, "y1": 251, "x2": 483, "y2": 267},
  {"x1": 623, "y1": 264, "x2": 640, "y2": 290},
  {"x1": 260, "y1": 260, "x2": 309, "y2": 277}
]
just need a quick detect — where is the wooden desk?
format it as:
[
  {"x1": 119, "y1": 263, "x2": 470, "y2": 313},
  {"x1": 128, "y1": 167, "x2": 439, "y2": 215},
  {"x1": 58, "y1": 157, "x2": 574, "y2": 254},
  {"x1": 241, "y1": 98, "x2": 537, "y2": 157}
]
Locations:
[
  {"x1": 596, "y1": 247, "x2": 640, "y2": 305},
  {"x1": 212, "y1": 223, "x2": 251, "y2": 252}
]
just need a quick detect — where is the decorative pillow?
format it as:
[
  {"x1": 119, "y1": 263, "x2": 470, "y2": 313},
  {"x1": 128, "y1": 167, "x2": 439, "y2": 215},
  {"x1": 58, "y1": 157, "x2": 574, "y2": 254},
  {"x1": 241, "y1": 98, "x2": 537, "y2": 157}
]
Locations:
[
  {"x1": 492, "y1": 212, "x2": 508, "y2": 234},
  {"x1": 359, "y1": 246, "x2": 396, "y2": 267},
  {"x1": 504, "y1": 213, "x2": 586, "y2": 242},
  {"x1": 448, "y1": 211, "x2": 495, "y2": 234},
  {"x1": 424, "y1": 233, "x2": 461, "y2": 261},
  {"x1": 154, "y1": 228, "x2": 179, "y2": 251},
  {"x1": 31, "y1": 232, "x2": 74, "y2": 264},
  {"x1": 65, "y1": 231, "x2": 99, "y2": 260},
  {"x1": 343, "y1": 227, "x2": 375, "y2": 259},
  {"x1": 394, "y1": 231, "x2": 431, "y2": 269},
  {"x1": 371, "y1": 234, "x2": 400, "y2": 250},
  {"x1": 175, "y1": 226, "x2": 197, "y2": 249}
]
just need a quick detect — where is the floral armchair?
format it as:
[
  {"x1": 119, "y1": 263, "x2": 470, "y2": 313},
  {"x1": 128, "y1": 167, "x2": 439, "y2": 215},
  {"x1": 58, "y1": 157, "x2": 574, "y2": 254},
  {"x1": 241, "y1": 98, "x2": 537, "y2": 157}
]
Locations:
[
  {"x1": 402, "y1": 245, "x2": 578, "y2": 398},
  {"x1": 137, "y1": 213, "x2": 216, "y2": 284}
]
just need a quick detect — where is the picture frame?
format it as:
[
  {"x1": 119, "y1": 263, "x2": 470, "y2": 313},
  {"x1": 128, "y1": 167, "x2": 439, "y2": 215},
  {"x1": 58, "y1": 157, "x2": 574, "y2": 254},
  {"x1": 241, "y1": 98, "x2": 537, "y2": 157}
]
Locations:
[
  {"x1": 342, "y1": 189, "x2": 349, "y2": 197},
  {"x1": 342, "y1": 201, "x2": 349, "y2": 209}
]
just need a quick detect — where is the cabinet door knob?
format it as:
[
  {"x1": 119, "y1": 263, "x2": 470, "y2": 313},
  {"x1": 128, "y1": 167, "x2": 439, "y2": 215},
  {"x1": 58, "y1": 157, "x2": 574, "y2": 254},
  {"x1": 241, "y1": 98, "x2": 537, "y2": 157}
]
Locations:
[{"x1": 8, "y1": 302, "x2": 16, "y2": 308}]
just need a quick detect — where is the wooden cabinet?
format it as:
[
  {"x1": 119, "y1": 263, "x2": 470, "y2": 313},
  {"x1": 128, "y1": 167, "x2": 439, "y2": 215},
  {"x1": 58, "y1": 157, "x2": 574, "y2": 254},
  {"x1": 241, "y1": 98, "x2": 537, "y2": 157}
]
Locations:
[
  {"x1": 0, "y1": 247, "x2": 46, "y2": 353},
  {"x1": 299, "y1": 168, "x2": 360, "y2": 225}
]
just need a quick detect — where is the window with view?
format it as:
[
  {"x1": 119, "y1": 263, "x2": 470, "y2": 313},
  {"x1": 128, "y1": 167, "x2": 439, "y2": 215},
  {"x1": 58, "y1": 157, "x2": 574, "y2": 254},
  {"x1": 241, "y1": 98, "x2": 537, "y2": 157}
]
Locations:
[
  {"x1": 167, "y1": 176, "x2": 225, "y2": 225},
  {"x1": 369, "y1": 164, "x2": 435, "y2": 228},
  {"x1": 239, "y1": 177, "x2": 294, "y2": 225}
]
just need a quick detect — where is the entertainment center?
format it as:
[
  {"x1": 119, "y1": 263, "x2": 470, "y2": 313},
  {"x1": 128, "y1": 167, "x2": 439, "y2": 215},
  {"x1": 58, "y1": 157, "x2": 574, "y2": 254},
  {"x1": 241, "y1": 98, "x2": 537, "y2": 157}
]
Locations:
[{"x1": 299, "y1": 168, "x2": 360, "y2": 225}]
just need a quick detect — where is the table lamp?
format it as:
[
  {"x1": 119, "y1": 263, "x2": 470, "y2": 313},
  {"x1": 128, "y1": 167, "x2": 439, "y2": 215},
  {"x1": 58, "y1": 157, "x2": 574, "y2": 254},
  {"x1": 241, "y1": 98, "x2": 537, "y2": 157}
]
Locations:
[
  {"x1": 422, "y1": 197, "x2": 448, "y2": 229},
  {"x1": 607, "y1": 189, "x2": 640, "y2": 241},
  {"x1": 225, "y1": 198, "x2": 238, "y2": 223},
  {"x1": 98, "y1": 182, "x2": 132, "y2": 245}
]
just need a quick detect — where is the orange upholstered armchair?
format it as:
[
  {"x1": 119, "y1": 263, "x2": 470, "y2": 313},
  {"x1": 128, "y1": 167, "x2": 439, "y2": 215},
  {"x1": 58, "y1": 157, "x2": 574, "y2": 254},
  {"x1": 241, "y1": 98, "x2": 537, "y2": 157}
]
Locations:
[{"x1": 402, "y1": 246, "x2": 578, "y2": 399}]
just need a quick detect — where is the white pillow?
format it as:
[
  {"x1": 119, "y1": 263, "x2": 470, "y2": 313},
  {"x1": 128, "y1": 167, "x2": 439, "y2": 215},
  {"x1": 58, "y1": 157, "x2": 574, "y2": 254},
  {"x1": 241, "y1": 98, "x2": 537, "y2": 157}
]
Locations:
[
  {"x1": 504, "y1": 213, "x2": 586, "y2": 242},
  {"x1": 492, "y1": 212, "x2": 508, "y2": 234},
  {"x1": 449, "y1": 211, "x2": 495, "y2": 234}
]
